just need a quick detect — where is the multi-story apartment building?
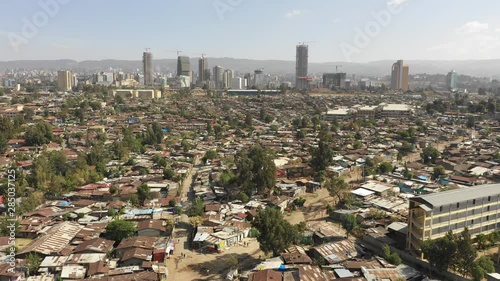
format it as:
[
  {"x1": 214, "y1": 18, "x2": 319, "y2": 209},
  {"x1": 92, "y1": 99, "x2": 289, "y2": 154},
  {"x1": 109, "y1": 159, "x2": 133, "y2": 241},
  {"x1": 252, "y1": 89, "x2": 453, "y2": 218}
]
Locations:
[{"x1": 408, "y1": 184, "x2": 500, "y2": 255}]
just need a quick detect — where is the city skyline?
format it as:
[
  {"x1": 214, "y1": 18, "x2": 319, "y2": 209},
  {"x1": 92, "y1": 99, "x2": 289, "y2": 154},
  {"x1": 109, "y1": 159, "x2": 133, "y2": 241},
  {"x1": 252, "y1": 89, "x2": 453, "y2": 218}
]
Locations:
[{"x1": 2, "y1": 0, "x2": 500, "y2": 62}]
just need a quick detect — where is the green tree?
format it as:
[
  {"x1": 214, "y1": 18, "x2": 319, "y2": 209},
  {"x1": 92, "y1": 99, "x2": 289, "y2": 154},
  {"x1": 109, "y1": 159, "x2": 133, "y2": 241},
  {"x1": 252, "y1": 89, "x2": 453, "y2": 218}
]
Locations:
[
  {"x1": 181, "y1": 139, "x2": 191, "y2": 152},
  {"x1": 421, "y1": 147, "x2": 441, "y2": 164},
  {"x1": 421, "y1": 231, "x2": 457, "y2": 272},
  {"x1": 466, "y1": 117, "x2": 475, "y2": 129},
  {"x1": 0, "y1": 132, "x2": 7, "y2": 154},
  {"x1": 236, "y1": 192, "x2": 250, "y2": 203},
  {"x1": 252, "y1": 207, "x2": 304, "y2": 256},
  {"x1": 245, "y1": 114, "x2": 253, "y2": 128},
  {"x1": 104, "y1": 220, "x2": 137, "y2": 242},
  {"x1": 26, "y1": 253, "x2": 42, "y2": 275},
  {"x1": 341, "y1": 214, "x2": 358, "y2": 239},
  {"x1": 475, "y1": 233, "x2": 489, "y2": 250},
  {"x1": 213, "y1": 124, "x2": 223, "y2": 139},
  {"x1": 311, "y1": 138, "x2": 333, "y2": 171},
  {"x1": 0, "y1": 216, "x2": 19, "y2": 236},
  {"x1": 188, "y1": 197, "x2": 205, "y2": 217},
  {"x1": 137, "y1": 184, "x2": 152, "y2": 204},
  {"x1": 235, "y1": 144, "x2": 276, "y2": 195},
  {"x1": 24, "y1": 122, "x2": 54, "y2": 146},
  {"x1": 206, "y1": 121, "x2": 213, "y2": 135},
  {"x1": 163, "y1": 168, "x2": 175, "y2": 180},
  {"x1": 202, "y1": 150, "x2": 217, "y2": 163},
  {"x1": 383, "y1": 244, "x2": 402, "y2": 265},
  {"x1": 168, "y1": 200, "x2": 177, "y2": 208},
  {"x1": 471, "y1": 256, "x2": 495, "y2": 281},
  {"x1": 378, "y1": 162, "x2": 393, "y2": 174},
  {"x1": 0, "y1": 117, "x2": 15, "y2": 139},
  {"x1": 325, "y1": 176, "x2": 349, "y2": 202},
  {"x1": 433, "y1": 165, "x2": 446, "y2": 179},
  {"x1": 453, "y1": 228, "x2": 477, "y2": 277}
]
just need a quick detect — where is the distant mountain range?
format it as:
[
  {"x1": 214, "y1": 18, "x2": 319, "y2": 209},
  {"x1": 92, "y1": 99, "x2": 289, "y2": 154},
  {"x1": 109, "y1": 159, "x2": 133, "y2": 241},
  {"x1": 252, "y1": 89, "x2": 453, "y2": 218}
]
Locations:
[{"x1": 1, "y1": 58, "x2": 500, "y2": 78}]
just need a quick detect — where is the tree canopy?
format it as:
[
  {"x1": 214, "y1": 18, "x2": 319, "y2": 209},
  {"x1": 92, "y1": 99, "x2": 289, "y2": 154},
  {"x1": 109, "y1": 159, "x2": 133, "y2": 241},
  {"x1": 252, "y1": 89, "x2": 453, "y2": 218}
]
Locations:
[
  {"x1": 105, "y1": 220, "x2": 137, "y2": 242},
  {"x1": 421, "y1": 228, "x2": 484, "y2": 278},
  {"x1": 235, "y1": 144, "x2": 276, "y2": 195},
  {"x1": 252, "y1": 207, "x2": 304, "y2": 256}
]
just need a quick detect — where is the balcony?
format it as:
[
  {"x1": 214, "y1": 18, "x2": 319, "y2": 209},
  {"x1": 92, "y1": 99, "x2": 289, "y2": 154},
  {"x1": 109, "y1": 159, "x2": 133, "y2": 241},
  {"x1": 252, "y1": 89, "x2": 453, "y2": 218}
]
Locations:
[
  {"x1": 410, "y1": 228, "x2": 423, "y2": 240},
  {"x1": 411, "y1": 218, "x2": 424, "y2": 229}
]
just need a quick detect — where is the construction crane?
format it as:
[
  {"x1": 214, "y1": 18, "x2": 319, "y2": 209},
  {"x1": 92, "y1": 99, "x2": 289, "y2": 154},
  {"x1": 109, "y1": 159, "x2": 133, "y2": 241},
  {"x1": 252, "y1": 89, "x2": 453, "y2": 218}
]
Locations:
[
  {"x1": 165, "y1": 49, "x2": 182, "y2": 57},
  {"x1": 335, "y1": 65, "x2": 342, "y2": 73}
]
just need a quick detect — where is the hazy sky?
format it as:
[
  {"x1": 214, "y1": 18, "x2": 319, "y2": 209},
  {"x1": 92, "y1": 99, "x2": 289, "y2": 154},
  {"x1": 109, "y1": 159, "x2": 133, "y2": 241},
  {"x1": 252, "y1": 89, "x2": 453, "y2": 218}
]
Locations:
[{"x1": 1, "y1": 0, "x2": 500, "y2": 62}]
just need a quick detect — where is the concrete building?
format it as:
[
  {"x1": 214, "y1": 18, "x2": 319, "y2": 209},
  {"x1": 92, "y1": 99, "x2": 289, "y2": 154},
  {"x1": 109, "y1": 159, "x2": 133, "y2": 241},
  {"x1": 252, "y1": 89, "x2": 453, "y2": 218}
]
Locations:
[
  {"x1": 296, "y1": 44, "x2": 309, "y2": 90},
  {"x1": 231, "y1": 77, "x2": 246, "y2": 90},
  {"x1": 323, "y1": 73, "x2": 346, "y2": 89},
  {"x1": 446, "y1": 70, "x2": 458, "y2": 90},
  {"x1": 378, "y1": 103, "x2": 413, "y2": 118},
  {"x1": 390, "y1": 60, "x2": 409, "y2": 91},
  {"x1": 112, "y1": 89, "x2": 162, "y2": 99},
  {"x1": 143, "y1": 51, "x2": 153, "y2": 86},
  {"x1": 177, "y1": 56, "x2": 191, "y2": 81},
  {"x1": 213, "y1": 65, "x2": 223, "y2": 89},
  {"x1": 223, "y1": 69, "x2": 234, "y2": 89},
  {"x1": 57, "y1": 70, "x2": 73, "y2": 91},
  {"x1": 198, "y1": 57, "x2": 208, "y2": 84},
  {"x1": 407, "y1": 183, "x2": 500, "y2": 255},
  {"x1": 253, "y1": 69, "x2": 265, "y2": 89}
]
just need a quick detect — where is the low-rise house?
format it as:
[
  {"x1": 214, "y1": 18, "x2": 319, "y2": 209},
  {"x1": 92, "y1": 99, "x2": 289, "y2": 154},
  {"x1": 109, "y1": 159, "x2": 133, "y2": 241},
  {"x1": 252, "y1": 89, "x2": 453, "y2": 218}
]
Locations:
[
  {"x1": 120, "y1": 248, "x2": 152, "y2": 266},
  {"x1": 307, "y1": 221, "x2": 345, "y2": 243},
  {"x1": 310, "y1": 239, "x2": 359, "y2": 265},
  {"x1": 137, "y1": 220, "x2": 170, "y2": 237},
  {"x1": 115, "y1": 236, "x2": 156, "y2": 258},
  {"x1": 72, "y1": 238, "x2": 114, "y2": 254},
  {"x1": 39, "y1": 256, "x2": 69, "y2": 274},
  {"x1": 248, "y1": 269, "x2": 283, "y2": 281},
  {"x1": 281, "y1": 245, "x2": 312, "y2": 265},
  {"x1": 268, "y1": 196, "x2": 290, "y2": 212},
  {"x1": 17, "y1": 222, "x2": 83, "y2": 258},
  {"x1": 60, "y1": 265, "x2": 86, "y2": 280}
]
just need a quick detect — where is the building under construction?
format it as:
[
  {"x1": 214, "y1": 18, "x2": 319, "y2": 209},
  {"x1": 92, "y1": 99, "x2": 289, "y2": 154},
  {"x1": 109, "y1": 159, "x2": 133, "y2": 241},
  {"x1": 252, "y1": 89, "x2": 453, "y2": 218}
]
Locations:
[{"x1": 295, "y1": 44, "x2": 309, "y2": 90}]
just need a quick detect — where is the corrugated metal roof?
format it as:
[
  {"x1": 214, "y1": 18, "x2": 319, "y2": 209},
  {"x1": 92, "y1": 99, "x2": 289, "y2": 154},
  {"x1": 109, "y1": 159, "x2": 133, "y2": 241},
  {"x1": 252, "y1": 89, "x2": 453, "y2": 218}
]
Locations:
[
  {"x1": 18, "y1": 222, "x2": 83, "y2": 256},
  {"x1": 414, "y1": 183, "x2": 500, "y2": 207},
  {"x1": 312, "y1": 240, "x2": 358, "y2": 264}
]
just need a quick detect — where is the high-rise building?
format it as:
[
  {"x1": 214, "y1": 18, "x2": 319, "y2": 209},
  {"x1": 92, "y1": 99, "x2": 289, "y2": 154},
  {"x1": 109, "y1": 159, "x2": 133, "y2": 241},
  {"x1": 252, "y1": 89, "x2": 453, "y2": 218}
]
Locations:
[
  {"x1": 213, "y1": 65, "x2": 223, "y2": 89},
  {"x1": 143, "y1": 52, "x2": 153, "y2": 86},
  {"x1": 296, "y1": 44, "x2": 309, "y2": 90},
  {"x1": 198, "y1": 57, "x2": 208, "y2": 83},
  {"x1": 231, "y1": 77, "x2": 245, "y2": 90},
  {"x1": 223, "y1": 69, "x2": 234, "y2": 89},
  {"x1": 446, "y1": 70, "x2": 458, "y2": 90},
  {"x1": 323, "y1": 73, "x2": 347, "y2": 89},
  {"x1": 390, "y1": 60, "x2": 409, "y2": 91},
  {"x1": 57, "y1": 70, "x2": 73, "y2": 91},
  {"x1": 177, "y1": 56, "x2": 191, "y2": 80},
  {"x1": 407, "y1": 183, "x2": 500, "y2": 256}
]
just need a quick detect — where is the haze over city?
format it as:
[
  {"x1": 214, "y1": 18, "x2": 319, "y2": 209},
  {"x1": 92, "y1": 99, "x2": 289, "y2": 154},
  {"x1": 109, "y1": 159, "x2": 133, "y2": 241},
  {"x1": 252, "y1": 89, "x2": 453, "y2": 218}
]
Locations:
[{"x1": 2, "y1": 0, "x2": 500, "y2": 62}]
